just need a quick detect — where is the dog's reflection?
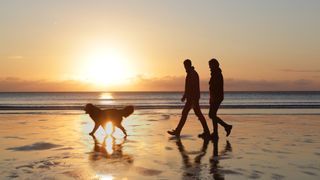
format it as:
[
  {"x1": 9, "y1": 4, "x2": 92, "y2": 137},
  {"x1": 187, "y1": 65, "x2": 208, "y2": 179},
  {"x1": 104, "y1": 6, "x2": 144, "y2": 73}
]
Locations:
[
  {"x1": 174, "y1": 138, "x2": 232, "y2": 180},
  {"x1": 89, "y1": 135, "x2": 133, "y2": 163}
]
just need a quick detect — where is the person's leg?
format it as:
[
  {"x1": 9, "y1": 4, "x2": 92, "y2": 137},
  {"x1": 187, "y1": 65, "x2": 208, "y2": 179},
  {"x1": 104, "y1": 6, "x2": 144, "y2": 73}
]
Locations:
[
  {"x1": 174, "y1": 101, "x2": 192, "y2": 135},
  {"x1": 193, "y1": 101, "x2": 210, "y2": 136},
  {"x1": 209, "y1": 103, "x2": 219, "y2": 139},
  {"x1": 216, "y1": 116, "x2": 230, "y2": 127},
  {"x1": 211, "y1": 101, "x2": 233, "y2": 137}
]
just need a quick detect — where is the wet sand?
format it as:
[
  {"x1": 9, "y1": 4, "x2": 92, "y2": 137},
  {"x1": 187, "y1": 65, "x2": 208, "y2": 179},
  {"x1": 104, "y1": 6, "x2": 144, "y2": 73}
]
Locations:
[{"x1": 0, "y1": 110, "x2": 320, "y2": 179}]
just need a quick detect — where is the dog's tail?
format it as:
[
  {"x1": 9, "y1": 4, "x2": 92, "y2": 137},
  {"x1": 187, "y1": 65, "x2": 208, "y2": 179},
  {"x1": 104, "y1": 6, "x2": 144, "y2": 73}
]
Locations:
[{"x1": 121, "y1": 106, "x2": 134, "y2": 118}]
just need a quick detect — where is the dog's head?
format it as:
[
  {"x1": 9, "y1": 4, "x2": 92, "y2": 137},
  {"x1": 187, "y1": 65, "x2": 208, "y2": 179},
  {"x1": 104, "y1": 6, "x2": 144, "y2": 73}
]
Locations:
[
  {"x1": 122, "y1": 106, "x2": 134, "y2": 118},
  {"x1": 84, "y1": 103, "x2": 95, "y2": 114}
]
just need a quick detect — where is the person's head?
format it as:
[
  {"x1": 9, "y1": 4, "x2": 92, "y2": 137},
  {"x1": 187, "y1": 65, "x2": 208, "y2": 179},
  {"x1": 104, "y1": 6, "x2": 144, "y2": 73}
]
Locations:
[
  {"x1": 209, "y1": 58, "x2": 220, "y2": 69},
  {"x1": 183, "y1": 59, "x2": 192, "y2": 71}
]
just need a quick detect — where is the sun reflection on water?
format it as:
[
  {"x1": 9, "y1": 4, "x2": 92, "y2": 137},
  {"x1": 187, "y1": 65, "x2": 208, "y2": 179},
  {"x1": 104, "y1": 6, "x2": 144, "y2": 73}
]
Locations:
[
  {"x1": 100, "y1": 93, "x2": 113, "y2": 99},
  {"x1": 99, "y1": 92, "x2": 114, "y2": 104},
  {"x1": 96, "y1": 174, "x2": 114, "y2": 180}
]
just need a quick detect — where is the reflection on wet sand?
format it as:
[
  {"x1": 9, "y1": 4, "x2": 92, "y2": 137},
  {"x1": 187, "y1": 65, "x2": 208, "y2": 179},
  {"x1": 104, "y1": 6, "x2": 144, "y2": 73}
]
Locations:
[
  {"x1": 210, "y1": 139, "x2": 232, "y2": 180},
  {"x1": 90, "y1": 135, "x2": 133, "y2": 162},
  {"x1": 174, "y1": 138, "x2": 232, "y2": 180},
  {"x1": 89, "y1": 135, "x2": 133, "y2": 175}
]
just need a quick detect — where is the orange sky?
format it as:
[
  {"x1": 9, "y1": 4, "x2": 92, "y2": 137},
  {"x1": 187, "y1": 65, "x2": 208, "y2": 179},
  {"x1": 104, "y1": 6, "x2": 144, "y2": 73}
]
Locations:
[{"x1": 1, "y1": 1, "x2": 320, "y2": 91}]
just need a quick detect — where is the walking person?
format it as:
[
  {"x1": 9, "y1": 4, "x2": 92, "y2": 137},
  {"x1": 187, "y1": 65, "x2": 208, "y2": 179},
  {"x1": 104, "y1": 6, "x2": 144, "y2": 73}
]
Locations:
[
  {"x1": 208, "y1": 58, "x2": 232, "y2": 139},
  {"x1": 168, "y1": 59, "x2": 211, "y2": 138}
]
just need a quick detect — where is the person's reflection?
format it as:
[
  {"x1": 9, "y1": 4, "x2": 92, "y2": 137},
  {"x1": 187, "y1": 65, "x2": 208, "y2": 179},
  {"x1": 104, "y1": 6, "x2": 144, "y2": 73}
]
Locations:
[
  {"x1": 175, "y1": 138, "x2": 209, "y2": 178},
  {"x1": 89, "y1": 135, "x2": 133, "y2": 163},
  {"x1": 210, "y1": 139, "x2": 232, "y2": 180},
  {"x1": 174, "y1": 138, "x2": 232, "y2": 180}
]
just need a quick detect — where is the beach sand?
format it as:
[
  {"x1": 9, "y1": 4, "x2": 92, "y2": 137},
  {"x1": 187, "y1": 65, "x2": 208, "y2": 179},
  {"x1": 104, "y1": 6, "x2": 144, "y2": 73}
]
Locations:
[{"x1": 1, "y1": 110, "x2": 319, "y2": 179}]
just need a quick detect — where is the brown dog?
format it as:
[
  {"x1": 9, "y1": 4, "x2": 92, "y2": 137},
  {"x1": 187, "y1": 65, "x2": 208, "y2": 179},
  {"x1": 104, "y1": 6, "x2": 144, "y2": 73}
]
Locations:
[{"x1": 84, "y1": 103, "x2": 134, "y2": 136}]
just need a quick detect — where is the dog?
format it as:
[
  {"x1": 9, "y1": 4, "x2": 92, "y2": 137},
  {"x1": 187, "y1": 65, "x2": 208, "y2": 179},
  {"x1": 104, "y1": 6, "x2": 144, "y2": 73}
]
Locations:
[{"x1": 84, "y1": 103, "x2": 134, "y2": 136}]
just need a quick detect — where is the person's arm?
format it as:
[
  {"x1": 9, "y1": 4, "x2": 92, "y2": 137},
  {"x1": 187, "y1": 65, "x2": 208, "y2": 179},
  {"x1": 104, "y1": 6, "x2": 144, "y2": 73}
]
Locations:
[
  {"x1": 181, "y1": 75, "x2": 188, "y2": 102},
  {"x1": 181, "y1": 94, "x2": 186, "y2": 102},
  {"x1": 192, "y1": 72, "x2": 200, "y2": 96},
  {"x1": 212, "y1": 72, "x2": 224, "y2": 102},
  {"x1": 219, "y1": 73, "x2": 224, "y2": 101},
  {"x1": 209, "y1": 78, "x2": 214, "y2": 104}
]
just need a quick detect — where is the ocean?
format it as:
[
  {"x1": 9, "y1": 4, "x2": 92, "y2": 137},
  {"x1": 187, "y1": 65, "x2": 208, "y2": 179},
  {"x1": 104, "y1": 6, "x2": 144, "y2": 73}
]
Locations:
[
  {"x1": 0, "y1": 91, "x2": 320, "y2": 115},
  {"x1": 1, "y1": 92, "x2": 320, "y2": 179}
]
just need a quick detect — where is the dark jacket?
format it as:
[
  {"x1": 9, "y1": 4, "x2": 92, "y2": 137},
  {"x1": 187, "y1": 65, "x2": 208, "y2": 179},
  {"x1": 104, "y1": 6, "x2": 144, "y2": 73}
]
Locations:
[
  {"x1": 184, "y1": 67, "x2": 200, "y2": 100},
  {"x1": 209, "y1": 68, "x2": 224, "y2": 102}
]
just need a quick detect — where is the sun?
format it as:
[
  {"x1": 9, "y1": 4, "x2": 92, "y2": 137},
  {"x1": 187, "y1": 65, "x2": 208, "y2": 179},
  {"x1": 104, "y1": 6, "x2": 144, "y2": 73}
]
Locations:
[{"x1": 81, "y1": 47, "x2": 132, "y2": 86}]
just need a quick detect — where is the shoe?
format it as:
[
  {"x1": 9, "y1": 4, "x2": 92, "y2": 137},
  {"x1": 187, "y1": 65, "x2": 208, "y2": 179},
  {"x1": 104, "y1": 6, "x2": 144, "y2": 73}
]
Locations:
[
  {"x1": 210, "y1": 156, "x2": 219, "y2": 162},
  {"x1": 225, "y1": 125, "x2": 233, "y2": 137},
  {"x1": 167, "y1": 129, "x2": 180, "y2": 137}
]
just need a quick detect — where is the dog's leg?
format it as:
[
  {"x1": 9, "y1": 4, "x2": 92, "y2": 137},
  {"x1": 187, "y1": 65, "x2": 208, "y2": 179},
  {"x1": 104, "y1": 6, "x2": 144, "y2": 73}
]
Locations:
[
  {"x1": 118, "y1": 125, "x2": 127, "y2": 137},
  {"x1": 89, "y1": 123, "x2": 99, "y2": 135}
]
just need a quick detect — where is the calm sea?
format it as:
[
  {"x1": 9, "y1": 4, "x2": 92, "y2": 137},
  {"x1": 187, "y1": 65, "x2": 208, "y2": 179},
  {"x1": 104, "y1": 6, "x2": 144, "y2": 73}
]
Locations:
[{"x1": 0, "y1": 92, "x2": 320, "y2": 115}]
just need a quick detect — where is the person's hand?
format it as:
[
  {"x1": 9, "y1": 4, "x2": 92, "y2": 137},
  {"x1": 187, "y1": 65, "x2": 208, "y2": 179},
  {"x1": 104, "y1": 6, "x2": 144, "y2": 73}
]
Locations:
[{"x1": 181, "y1": 96, "x2": 186, "y2": 102}]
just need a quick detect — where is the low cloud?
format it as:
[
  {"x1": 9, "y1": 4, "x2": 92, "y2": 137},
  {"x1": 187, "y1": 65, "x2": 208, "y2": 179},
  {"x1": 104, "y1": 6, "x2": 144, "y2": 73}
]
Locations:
[
  {"x1": 280, "y1": 69, "x2": 320, "y2": 73},
  {"x1": 127, "y1": 75, "x2": 186, "y2": 91},
  {"x1": 7, "y1": 56, "x2": 24, "y2": 60},
  {"x1": 0, "y1": 76, "x2": 319, "y2": 92},
  {"x1": 0, "y1": 77, "x2": 98, "y2": 92},
  {"x1": 124, "y1": 76, "x2": 320, "y2": 91},
  {"x1": 225, "y1": 78, "x2": 320, "y2": 91}
]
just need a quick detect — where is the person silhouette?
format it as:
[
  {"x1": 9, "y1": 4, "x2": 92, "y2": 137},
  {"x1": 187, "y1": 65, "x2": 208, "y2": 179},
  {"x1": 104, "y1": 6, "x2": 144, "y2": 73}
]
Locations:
[
  {"x1": 208, "y1": 58, "x2": 232, "y2": 139},
  {"x1": 168, "y1": 59, "x2": 210, "y2": 138}
]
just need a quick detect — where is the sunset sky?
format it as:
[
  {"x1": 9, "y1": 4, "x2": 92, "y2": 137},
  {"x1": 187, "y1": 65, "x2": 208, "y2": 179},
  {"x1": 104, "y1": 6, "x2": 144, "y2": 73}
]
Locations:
[{"x1": 1, "y1": 0, "x2": 320, "y2": 91}]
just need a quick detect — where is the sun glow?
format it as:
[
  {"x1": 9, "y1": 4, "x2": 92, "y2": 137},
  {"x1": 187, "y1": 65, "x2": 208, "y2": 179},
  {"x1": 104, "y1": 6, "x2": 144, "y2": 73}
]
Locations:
[{"x1": 80, "y1": 47, "x2": 133, "y2": 86}]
